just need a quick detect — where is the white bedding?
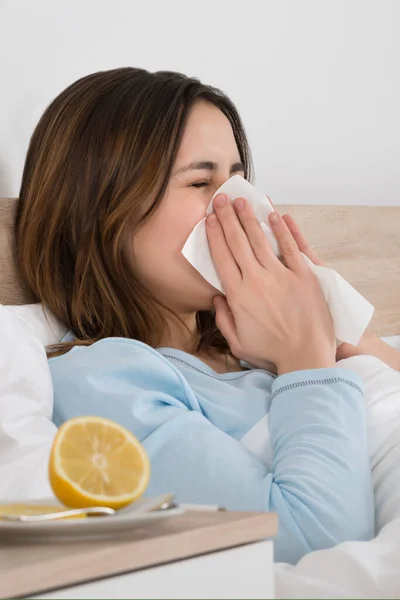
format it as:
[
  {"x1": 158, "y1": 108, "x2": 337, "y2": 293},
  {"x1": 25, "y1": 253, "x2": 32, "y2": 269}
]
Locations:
[
  {"x1": 274, "y1": 354, "x2": 400, "y2": 598},
  {"x1": 0, "y1": 306, "x2": 56, "y2": 499},
  {"x1": 1, "y1": 304, "x2": 400, "y2": 598}
]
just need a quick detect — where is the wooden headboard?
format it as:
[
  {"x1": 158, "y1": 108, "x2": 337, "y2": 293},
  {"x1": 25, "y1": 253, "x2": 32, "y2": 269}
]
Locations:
[
  {"x1": 1, "y1": 198, "x2": 399, "y2": 336},
  {"x1": 279, "y1": 204, "x2": 400, "y2": 337},
  {"x1": 0, "y1": 199, "x2": 30, "y2": 305}
]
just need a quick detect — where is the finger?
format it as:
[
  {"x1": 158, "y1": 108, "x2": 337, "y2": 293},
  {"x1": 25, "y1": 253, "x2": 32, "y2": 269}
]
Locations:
[
  {"x1": 282, "y1": 214, "x2": 324, "y2": 266},
  {"x1": 233, "y1": 197, "x2": 283, "y2": 272},
  {"x1": 213, "y1": 295, "x2": 240, "y2": 353},
  {"x1": 212, "y1": 194, "x2": 256, "y2": 271},
  {"x1": 268, "y1": 212, "x2": 305, "y2": 272},
  {"x1": 206, "y1": 213, "x2": 241, "y2": 289}
]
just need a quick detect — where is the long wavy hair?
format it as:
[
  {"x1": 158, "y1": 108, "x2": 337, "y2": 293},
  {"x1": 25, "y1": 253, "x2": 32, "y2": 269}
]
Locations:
[{"x1": 15, "y1": 67, "x2": 253, "y2": 356}]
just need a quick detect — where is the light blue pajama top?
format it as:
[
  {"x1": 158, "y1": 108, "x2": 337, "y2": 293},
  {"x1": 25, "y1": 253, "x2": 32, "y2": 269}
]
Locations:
[{"x1": 49, "y1": 338, "x2": 374, "y2": 564}]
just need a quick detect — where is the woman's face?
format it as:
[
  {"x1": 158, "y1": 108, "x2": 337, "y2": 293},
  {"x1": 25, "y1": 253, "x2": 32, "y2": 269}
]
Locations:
[{"x1": 129, "y1": 100, "x2": 245, "y2": 314}]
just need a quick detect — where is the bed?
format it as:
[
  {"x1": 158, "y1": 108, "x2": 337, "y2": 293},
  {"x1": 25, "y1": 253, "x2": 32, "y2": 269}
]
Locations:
[
  {"x1": 1, "y1": 199, "x2": 400, "y2": 336},
  {"x1": 1, "y1": 197, "x2": 400, "y2": 598}
]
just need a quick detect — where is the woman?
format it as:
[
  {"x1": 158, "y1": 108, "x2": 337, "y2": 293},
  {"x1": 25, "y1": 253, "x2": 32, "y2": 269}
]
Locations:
[{"x1": 16, "y1": 67, "x2": 397, "y2": 564}]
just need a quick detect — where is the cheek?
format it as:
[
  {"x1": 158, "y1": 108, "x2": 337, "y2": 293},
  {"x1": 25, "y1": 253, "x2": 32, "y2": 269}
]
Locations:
[
  {"x1": 151, "y1": 203, "x2": 205, "y2": 253},
  {"x1": 133, "y1": 204, "x2": 203, "y2": 264}
]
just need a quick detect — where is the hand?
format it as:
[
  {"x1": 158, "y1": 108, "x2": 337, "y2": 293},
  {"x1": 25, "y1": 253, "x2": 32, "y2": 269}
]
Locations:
[
  {"x1": 282, "y1": 212, "x2": 400, "y2": 371},
  {"x1": 206, "y1": 195, "x2": 336, "y2": 375},
  {"x1": 280, "y1": 212, "x2": 324, "y2": 267}
]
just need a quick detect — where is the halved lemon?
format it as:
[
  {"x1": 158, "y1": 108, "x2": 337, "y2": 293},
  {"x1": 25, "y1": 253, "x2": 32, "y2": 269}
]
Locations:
[{"x1": 49, "y1": 416, "x2": 150, "y2": 509}]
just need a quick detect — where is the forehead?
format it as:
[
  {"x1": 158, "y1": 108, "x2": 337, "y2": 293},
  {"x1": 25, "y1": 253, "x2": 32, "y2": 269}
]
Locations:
[{"x1": 177, "y1": 100, "x2": 238, "y2": 158}]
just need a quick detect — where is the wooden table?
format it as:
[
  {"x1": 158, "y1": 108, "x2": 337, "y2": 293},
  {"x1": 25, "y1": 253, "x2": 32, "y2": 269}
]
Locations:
[{"x1": 0, "y1": 510, "x2": 277, "y2": 599}]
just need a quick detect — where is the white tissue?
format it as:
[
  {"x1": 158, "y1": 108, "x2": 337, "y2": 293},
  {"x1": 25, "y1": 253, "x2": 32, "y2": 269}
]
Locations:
[{"x1": 182, "y1": 175, "x2": 374, "y2": 345}]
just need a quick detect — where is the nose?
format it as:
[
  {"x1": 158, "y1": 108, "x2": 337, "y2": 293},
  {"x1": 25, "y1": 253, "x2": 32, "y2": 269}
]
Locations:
[{"x1": 213, "y1": 172, "x2": 232, "y2": 193}]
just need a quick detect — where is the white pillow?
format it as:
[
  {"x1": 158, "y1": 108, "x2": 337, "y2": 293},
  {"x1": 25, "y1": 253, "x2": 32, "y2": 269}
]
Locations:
[
  {"x1": 0, "y1": 305, "x2": 57, "y2": 499},
  {"x1": 6, "y1": 302, "x2": 400, "y2": 354},
  {"x1": 5, "y1": 303, "x2": 67, "y2": 346}
]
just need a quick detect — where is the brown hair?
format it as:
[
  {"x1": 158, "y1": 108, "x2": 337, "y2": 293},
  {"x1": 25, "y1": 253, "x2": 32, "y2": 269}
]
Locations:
[{"x1": 15, "y1": 67, "x2": 253, "y2": 356}]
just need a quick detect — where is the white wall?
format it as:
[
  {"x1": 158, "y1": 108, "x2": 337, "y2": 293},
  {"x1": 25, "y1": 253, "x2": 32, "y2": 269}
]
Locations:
[{"x1": 0, "y1": 0, "x2": 399, "y2": 205}]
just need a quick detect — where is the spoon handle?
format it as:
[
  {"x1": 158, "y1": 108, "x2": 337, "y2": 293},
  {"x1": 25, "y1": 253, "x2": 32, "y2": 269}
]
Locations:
[{"x1": 2, "y1": 506, "x2": 116, "y2": 522}]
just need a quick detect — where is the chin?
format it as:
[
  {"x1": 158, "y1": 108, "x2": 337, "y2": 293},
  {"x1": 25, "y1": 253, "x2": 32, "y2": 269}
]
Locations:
[
  {"x1": 179, "y1": 264, "x2": 221, "y2": 310},
  {"x1": 193, "y1": 282, "x2": 221, "y2": 312}
]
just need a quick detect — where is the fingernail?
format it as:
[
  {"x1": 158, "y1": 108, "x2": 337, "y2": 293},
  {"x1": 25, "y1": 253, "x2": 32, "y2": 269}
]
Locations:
[
  {"x1": 214, "y1": 194, "x2": 227, "y2": 208},
  {"x1": 269, "y1": 212, "x2": 279, "y2": 223},
  {"x1": 207, "y1": 214, "x2": 218, "y2": 226},
  {"x1": 234, "y1": 197, "x2": 245, "y2": 211}
]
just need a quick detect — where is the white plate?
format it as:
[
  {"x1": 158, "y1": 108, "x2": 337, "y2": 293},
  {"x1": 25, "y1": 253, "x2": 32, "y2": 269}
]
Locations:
[{"x1": 0, "y1": 496, "x2": 183, "y2": 543}]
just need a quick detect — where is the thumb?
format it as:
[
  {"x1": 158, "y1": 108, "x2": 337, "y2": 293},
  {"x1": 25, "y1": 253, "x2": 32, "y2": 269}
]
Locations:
[{"x1": 213, "y1": 295, "x2": 238, "y2": 348}]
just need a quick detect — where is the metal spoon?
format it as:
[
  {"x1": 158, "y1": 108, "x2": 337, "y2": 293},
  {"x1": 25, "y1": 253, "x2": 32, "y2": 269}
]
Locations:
[
  {"x1": 1, "y1": 506, "x2": 116, "y2": 522},
  {"x1": 0, "y1": 494, "x2": 178, "y2": 523}
]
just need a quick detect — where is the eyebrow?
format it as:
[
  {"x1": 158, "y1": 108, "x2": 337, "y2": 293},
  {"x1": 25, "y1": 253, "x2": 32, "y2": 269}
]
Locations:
[{"x1": 174, "y1": 160, "x2": 245, "y2": 176}]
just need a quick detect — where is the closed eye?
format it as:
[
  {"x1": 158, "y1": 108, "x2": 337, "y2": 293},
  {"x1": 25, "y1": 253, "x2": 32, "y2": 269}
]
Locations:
[{"x1": 190, "y1": 181, "x2": 209, "y2": 188}]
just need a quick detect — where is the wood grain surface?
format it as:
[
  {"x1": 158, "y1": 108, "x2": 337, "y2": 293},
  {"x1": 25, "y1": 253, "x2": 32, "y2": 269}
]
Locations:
[
  {"x1": 0, "y1": 510, "x2": 277, "y2": 599},
  {"x1": 278, "y1": 204, "x2": 400, "y2": 336},
  {"x1": 0, "y1": 198, "x2": 29, "y2": 305},
  {"x1": 1, "y1": 198, "x2": 399, "y2": 335}
]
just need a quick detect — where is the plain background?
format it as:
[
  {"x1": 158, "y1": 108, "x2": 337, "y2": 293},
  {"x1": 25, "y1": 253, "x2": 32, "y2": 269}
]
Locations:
[{"x1": 0, "y1": 0, "x2": 398, "y2": 206}]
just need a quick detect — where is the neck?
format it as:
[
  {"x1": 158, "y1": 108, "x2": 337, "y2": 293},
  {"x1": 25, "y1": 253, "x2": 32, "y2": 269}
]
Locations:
[
  {"x1": 159, "y1": 309, "x2": 244, "y2": 374},
  {"x1": 159, "y1": 311, "x2": 199, "y2": 353}
]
